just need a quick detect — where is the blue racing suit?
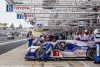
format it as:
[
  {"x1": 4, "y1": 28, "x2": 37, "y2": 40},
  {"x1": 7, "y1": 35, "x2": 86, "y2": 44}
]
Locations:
[
  {"x1": 39, "y1": 43, "x2": 52, "y2": 59},
  {"x1": 27, "y1": 34, "x2": 33, "y2": 47},
  {"x1": 94, "y1": 34, "x2": 100, "y2": 63}
]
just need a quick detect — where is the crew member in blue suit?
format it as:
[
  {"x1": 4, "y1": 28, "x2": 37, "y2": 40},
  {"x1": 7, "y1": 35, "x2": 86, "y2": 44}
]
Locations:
[
  {"x1": 26, "y1": 31, "x2": 33, "y2": 47},
  {"x1": 39, "y1": 42, "x2": 54, "y2": 61},
  {"x1": 94, "y1": 29, "x2": 100, "y2": 64}
]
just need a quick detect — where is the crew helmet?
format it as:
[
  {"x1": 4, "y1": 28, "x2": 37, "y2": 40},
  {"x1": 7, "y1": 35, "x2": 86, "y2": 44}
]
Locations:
[{"x1": 94, "y1": 29, "x2": 100, "y2": 34}]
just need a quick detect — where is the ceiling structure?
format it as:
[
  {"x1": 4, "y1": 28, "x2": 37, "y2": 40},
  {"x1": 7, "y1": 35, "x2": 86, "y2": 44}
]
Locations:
[{"x1": 5, "y1": 0, "x2": 100, "y2": 30}]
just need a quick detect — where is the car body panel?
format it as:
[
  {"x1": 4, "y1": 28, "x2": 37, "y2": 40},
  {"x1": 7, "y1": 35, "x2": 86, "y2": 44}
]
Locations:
[
  {"x1": 25, "y1": 40, "x2": 96, "y2": 59},
  {"x1": 30, "y1": 46, "x2": 40, "y2": 52}
]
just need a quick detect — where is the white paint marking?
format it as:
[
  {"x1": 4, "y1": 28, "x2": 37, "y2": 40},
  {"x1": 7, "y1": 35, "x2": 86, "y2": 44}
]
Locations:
[
  {"x1": 80, "y1": 61, "x2": 90, "y2": 67},
  {"x1": 0, "y1": 39, "x2": 27, "y2": 45}
]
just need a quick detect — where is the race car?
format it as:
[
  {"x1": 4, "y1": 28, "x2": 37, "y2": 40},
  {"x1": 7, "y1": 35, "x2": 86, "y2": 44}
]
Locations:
[{"x1": 24, "y1": 40, "x2": 96, "y2": 60}]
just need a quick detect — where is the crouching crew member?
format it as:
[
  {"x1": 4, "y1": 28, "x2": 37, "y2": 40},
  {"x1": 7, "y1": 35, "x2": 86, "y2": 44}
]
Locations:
[{"x1": 39, "y1": 42, "x2": 54, "y2": 61}]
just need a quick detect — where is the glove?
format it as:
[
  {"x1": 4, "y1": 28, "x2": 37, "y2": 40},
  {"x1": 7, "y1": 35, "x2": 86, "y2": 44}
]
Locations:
[{"x1": 43, "y1": 52, "x2": 46, "y2": 55}]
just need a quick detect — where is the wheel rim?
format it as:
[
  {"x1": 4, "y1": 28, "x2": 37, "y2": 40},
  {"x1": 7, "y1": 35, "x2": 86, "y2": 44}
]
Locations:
[
  {"x1": 87, "y1": 49, "x2": 96, "y2": 60},
  {"x1": 35, "y1": 48, "x2": 45, "y2": 59}
]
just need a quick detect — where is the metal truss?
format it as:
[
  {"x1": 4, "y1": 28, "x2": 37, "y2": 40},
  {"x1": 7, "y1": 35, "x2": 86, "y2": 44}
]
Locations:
[
  {"x1": 32, "y1": 18, "x2": 98, "y2": 21},
  {"x1": 24, "y1": 12, "x2": 100, "y2": 14},
  {"x1": 5, "y1": 0, "x2": 100, "y2": 29},
  {"x1": 7, "y1": 0, "x2": 100, "y2": 6}
]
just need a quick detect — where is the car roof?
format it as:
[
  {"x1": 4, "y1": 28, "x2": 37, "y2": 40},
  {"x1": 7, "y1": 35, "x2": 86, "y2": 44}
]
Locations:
[{"x1": 56, "y1": 40, "x2": 67, "y2": 43}]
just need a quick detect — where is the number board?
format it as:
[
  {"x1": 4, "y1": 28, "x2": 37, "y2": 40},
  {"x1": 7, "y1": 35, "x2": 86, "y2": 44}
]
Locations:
[
  {"x1": 53, "y1": 51, "x2": 59, "y2": 56},
  {"x1": 17, "y1": 14, "x2": 23, "y2": 19},
  {"x1": 6, "y1": 5, "x2": 13, "y2": 12}
]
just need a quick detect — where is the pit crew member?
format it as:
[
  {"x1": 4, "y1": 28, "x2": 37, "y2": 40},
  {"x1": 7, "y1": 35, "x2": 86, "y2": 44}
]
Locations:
[
  {"x1": 39, "y1": 42, "x2": 55, "y2": 61},
  {"x1": 27, "y1": 31, "x2": 33, "y2": 47},
  {"x1": 94, "y1": 29, "x2": 100, "y2": 64},
  {"x1": 88, "y1": 30, "x2": 94, "y2": 40},
  {"x1": 83, "y1": 30, "x2": 89, "y2": 40},
  {"x1": 75, "y1": 32, "x2": 81, "y2": 40}
]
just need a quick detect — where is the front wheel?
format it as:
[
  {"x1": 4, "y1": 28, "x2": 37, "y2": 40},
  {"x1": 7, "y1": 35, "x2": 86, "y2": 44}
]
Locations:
[
  {"x1": 34, "y1": 48, "x2": 45, "y2": 59},
  {"x1": 86, "y1": 48, "x2": 96, "y2": 60}
]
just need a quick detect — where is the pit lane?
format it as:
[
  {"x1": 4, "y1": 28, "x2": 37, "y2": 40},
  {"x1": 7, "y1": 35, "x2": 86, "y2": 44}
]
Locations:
[
  {"x1": 0, "y1": 44, "x2": 100, "y2": 67},
  {"x1": 0, "y1": 39, "x2": 27, "y2": 55}
]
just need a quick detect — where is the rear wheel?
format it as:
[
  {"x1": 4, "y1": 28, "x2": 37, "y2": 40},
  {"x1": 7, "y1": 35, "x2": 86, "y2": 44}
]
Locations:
[{"x1": 86, "y1": 48, "x2": 96, "y2": 60}]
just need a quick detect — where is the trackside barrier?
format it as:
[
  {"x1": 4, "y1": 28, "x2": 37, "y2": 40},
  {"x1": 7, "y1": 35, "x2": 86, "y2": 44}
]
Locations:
[
  {"x1": 0, "y1": 37, "x2": 7, "y2": 41},
  {"x1": 7, "y1": 37, "x2": 15, "y2": 40},
  {"x1": 0, "y1": 36, "x2": 15, "y2": 41},
  {"x1": 0, "y1": 36, "x2": 26, "y2": 41}
]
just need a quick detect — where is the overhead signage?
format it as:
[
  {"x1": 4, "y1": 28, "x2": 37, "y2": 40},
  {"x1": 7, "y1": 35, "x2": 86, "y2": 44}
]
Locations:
[
  {"x1": 16, "y1": 13, "x2": 34, "y2": 19},
  {"x1": 37, "y1": 24, "x2": 44, "y2": 26},
  {"x1": 17, "y1": 13, "x2": 23, "y2": 19},
  {"x1": 6, "y1": 5, "x2": 31, "y2": 12},
  {"x1": 23, "y1": 13, "x2": 34, "y2": 19},
  {"x1": 78, "y1": 21, "x2": 84, "y2": 27}
]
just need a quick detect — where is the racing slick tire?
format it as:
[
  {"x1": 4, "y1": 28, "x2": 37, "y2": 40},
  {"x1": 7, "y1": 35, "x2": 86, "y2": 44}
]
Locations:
[
  {"x1": 86, "y1": 48, "x2": 96, "y2": 60},
  {"x1": 34, "y1": 48, "x2": 45, "y2": 59}
]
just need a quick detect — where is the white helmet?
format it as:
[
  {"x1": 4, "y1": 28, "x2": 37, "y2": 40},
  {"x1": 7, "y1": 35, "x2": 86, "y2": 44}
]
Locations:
[
  {"x1": 41, "y1": 37, "x2": 44, "y2": 40},
  {"x1": 85, "y1": 30, "x2": 88, "y2": 32},
  {"x1": 94, "y1": 29, "x2": 100, "y2": 34}
]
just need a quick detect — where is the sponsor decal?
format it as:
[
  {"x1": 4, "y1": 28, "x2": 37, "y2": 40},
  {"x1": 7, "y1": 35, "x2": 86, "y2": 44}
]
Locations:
[
  {"x1": 53, "y1": 51, "x2": 59, "y2": 56},
  {"x1": 74, "y1": 42, "x2": 77, "y2": 44},
  {"x1": 74, "y1": 51, "x2": 86, "y2": 55},
  {"x1": 87, "y1": 41, "x2": 95, "y2": 45},
  {"x1": 14, "y1": 6, "x2": 30, "y2": 10}
]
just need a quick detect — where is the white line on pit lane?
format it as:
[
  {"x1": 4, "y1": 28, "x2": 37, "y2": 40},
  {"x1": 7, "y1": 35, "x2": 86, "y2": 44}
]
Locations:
[
  {"x1": 80, "y1": 61, "x2": 90, "y2": 67},
  {"x1": 0, "y1": 39, "x2": 27, "y2": 45}
]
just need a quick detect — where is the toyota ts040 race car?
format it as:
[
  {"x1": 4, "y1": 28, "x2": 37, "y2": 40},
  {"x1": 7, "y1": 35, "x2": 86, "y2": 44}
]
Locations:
[{"x1": 24, "y1": 40, "x2": 96, "y2": 60}]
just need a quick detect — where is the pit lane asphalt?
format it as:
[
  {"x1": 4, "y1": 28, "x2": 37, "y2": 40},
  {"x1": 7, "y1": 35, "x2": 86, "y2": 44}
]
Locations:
[
  {"x1": 0, "y1": 37, "x2": 26, "y2": 43},
  {"x1": 0, "y1": 39, "x2": 27, "y2": 55}
]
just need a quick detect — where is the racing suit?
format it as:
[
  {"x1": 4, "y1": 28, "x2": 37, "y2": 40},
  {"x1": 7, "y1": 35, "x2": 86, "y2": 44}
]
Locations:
[
  {"x1": 33, "y1": 38, "x2": 41, "y2": 45},
  {"x1": 83, "y1": 34, "x2": 89, "y2": 40},
  {"x1": 88, "y1": 34, "x2": 94, "y2": 40},
  {"x1": 75, "y1": 35, "x2": 80, "y2": 40},
  {"x1": 39, "y1": 43, "x2": 53, "y2": 61},
  {"x1": 94, "y1": 33, "x2": 100, "y2": 63},
  {"x1": 27, "y1": 34, "x2": 33, "y2": 47}
]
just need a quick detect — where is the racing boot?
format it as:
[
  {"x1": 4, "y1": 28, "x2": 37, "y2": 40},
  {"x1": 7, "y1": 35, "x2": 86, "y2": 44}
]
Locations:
[
  {"x1": 44, "y1": 58, "x2": 47, "y2": 62},
  {"x1": 38, "y1": 58, "x2": 42, "y2": 62},
  {"x1": 94, "y1": 55, "x2": 100, "y2": 64},
  {"x1": 98, "y1": 56, "x2": 100, "y2": 64}
]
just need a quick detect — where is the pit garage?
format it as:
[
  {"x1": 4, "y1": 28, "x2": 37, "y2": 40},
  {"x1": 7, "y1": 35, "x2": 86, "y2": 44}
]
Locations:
[{"x1": 2, "y1": 0, "x2": 100, "y2": 67}]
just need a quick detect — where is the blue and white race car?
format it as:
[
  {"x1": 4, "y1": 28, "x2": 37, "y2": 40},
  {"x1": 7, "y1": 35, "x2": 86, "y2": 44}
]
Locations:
[{"x1": 24, "y1": 40, "x2": 96, "y2": 60}]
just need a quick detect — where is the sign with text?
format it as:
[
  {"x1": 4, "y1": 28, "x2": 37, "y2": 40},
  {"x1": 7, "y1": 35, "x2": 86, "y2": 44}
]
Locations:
[
  {"x1": 78, "y1": 21, "x2": 84, "y2": 27},
  {"x1": 74, "y1": 51, "x2": 86, "y2": 55},
  {"x1": 16, "y1": 13, "x2": 34, "y2": 19},
  {"x1": 6, "y1": 5, "x2": 31, "y2": 12},
  {"x1": 23, "y1": 13, "x2": 34, "y2": 19},
  {"x1": 17, "y1": 13, "x2": 23, "y2": 19}
]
